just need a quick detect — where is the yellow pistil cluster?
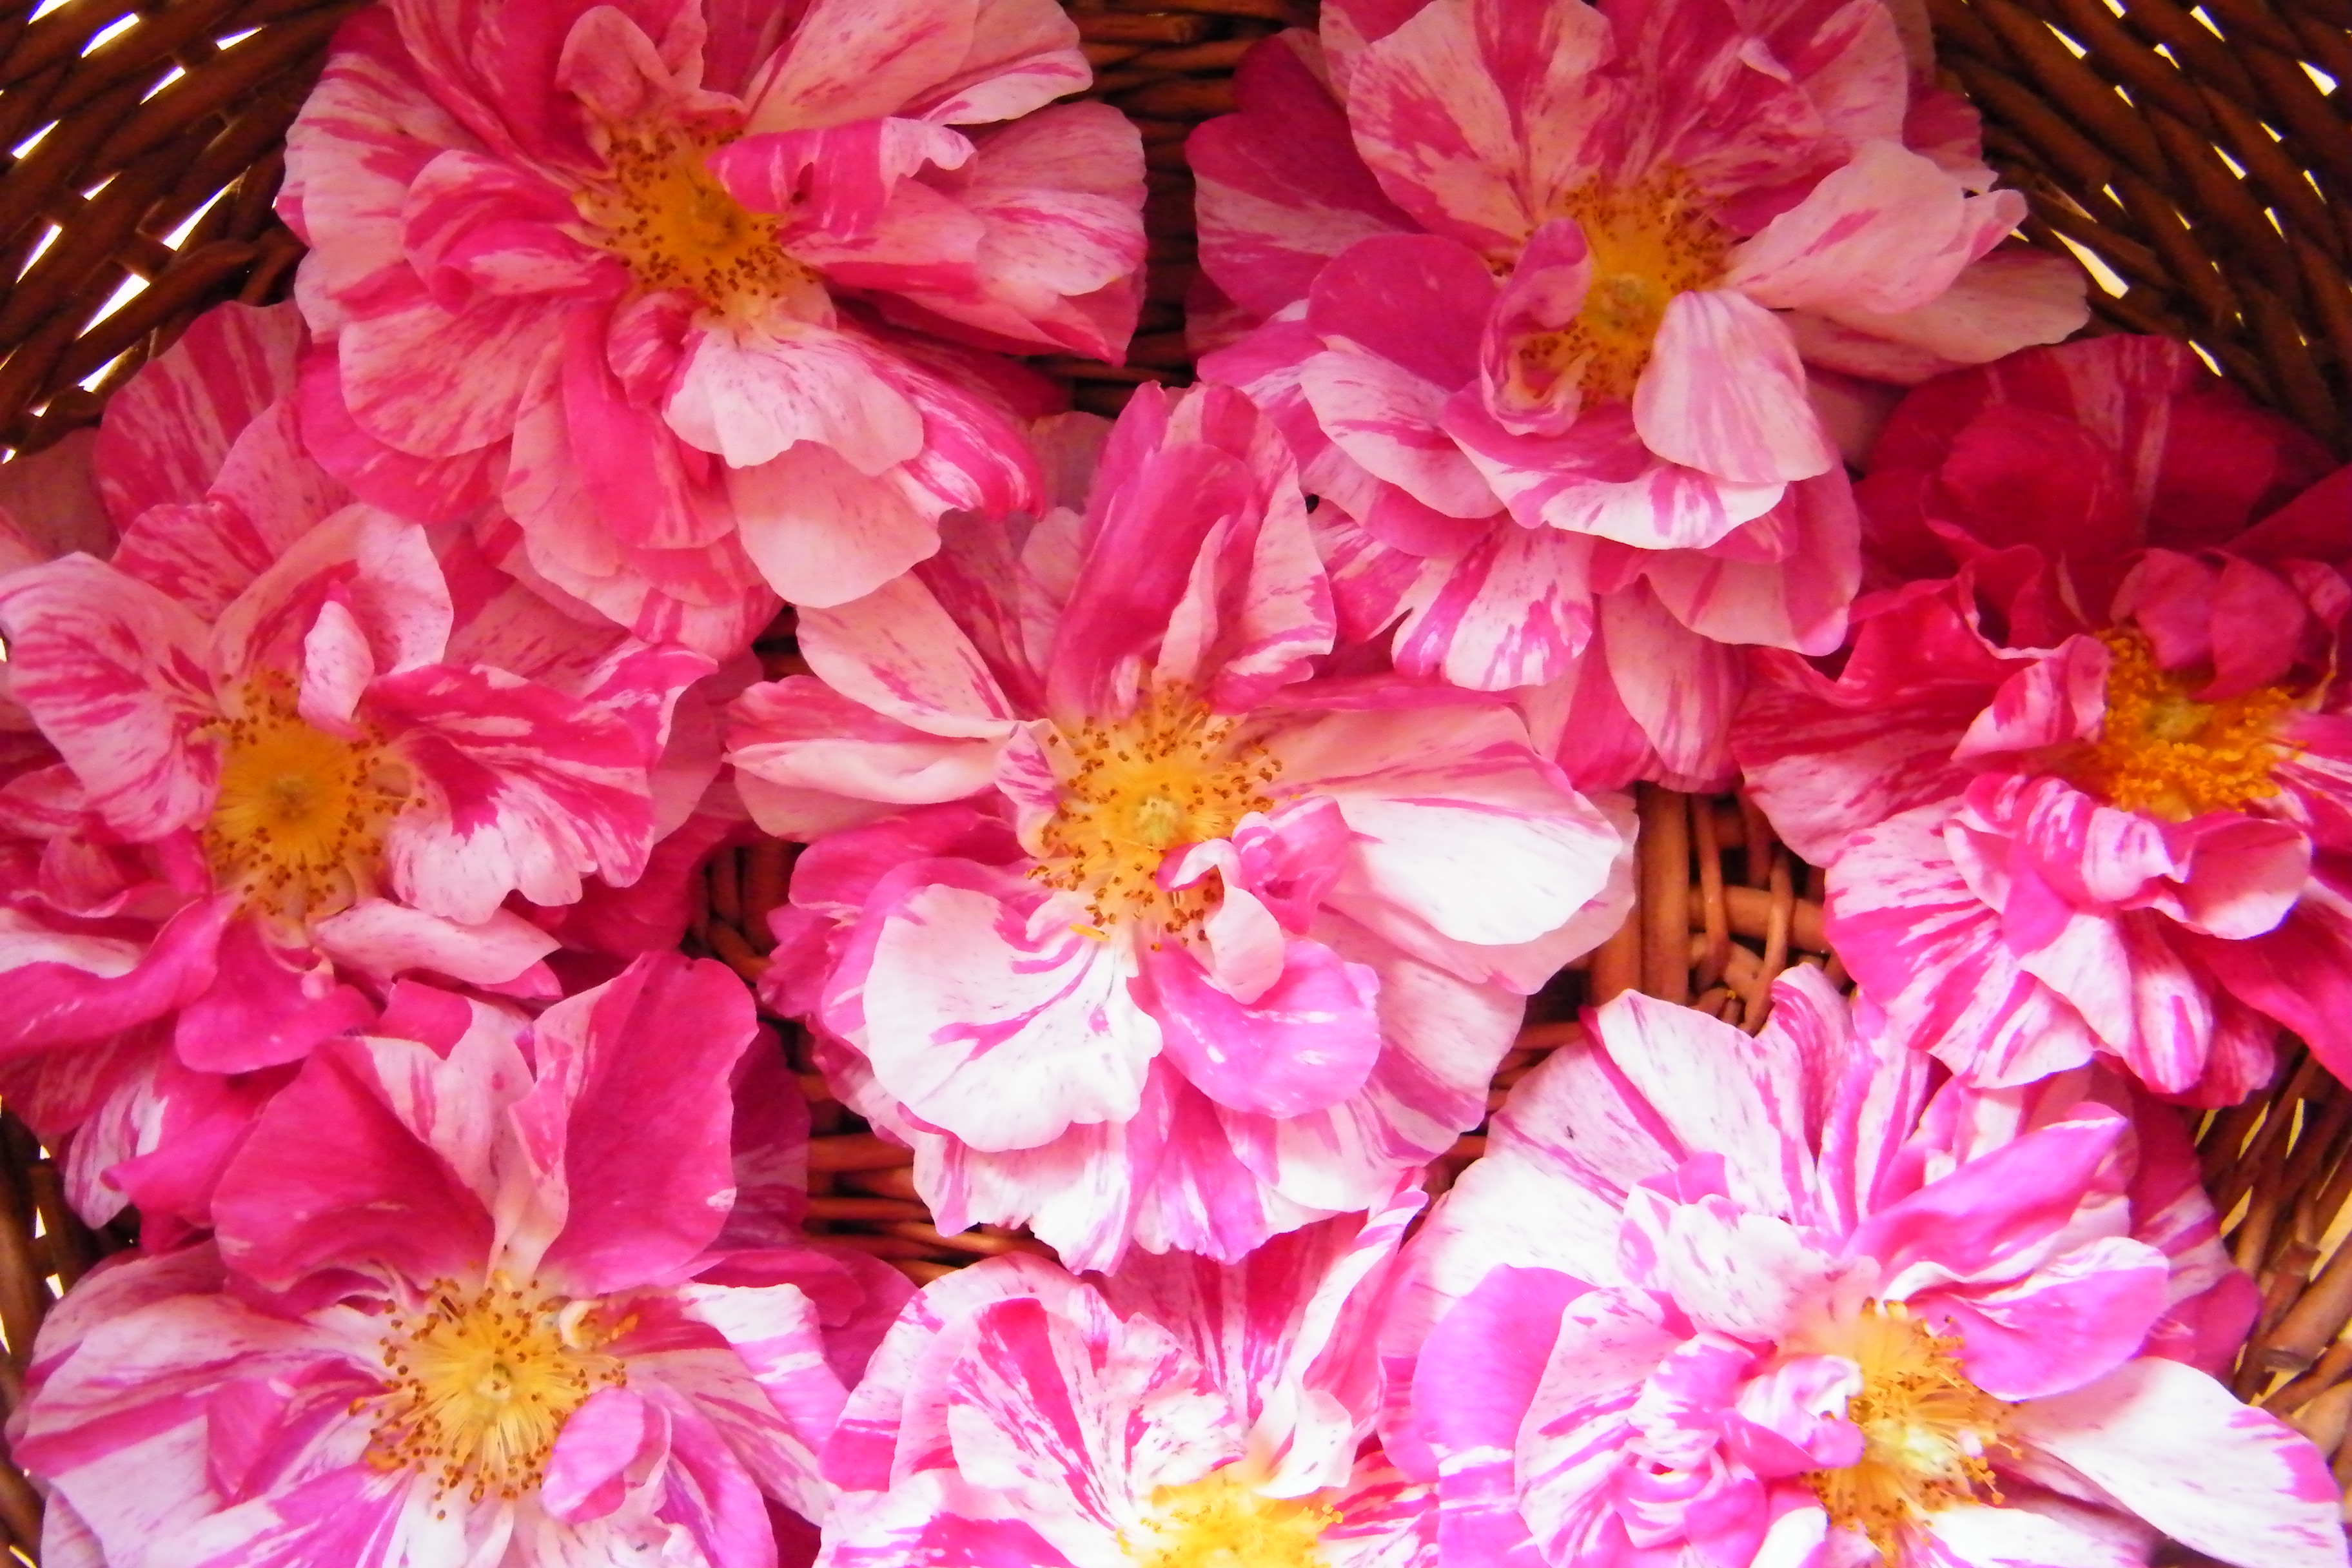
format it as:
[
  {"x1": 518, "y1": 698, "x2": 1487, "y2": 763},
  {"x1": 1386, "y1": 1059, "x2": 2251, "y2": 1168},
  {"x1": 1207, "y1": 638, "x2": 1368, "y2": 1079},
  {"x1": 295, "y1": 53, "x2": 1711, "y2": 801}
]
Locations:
[
  {"x1": 202, "y1": 676, "x2": 407, "y2": 923},
  {"x1": 1120, "y1": 1468, "x2": 1340, "y2": 1568},
  {"x1": 1032, "y1": 688, "x2": 1279, "y2": 934},
  {"x1": 364, "y1": 1276, "x2": 628, "y2": 1505},
  {"x1": 2073, "y1": 628, "x2": 2298, "y2": 820},
  {"x1": 580, "y1": 121, "x2": 823, "y2": 318},
  {"x1": 1518, "y1": 172, "x2": 1732, "y2": 404},
  {"x1": 1805, "y1": 1304, "x2": 2012, "y2": 1563}
]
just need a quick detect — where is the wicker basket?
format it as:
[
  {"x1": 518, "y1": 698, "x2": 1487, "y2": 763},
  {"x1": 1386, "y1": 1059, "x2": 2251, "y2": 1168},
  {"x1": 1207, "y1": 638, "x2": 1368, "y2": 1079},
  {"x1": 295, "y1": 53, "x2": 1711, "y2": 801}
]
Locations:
[{"x1": 0, "y1": 0, "x2": 2347, "y2": 1556}]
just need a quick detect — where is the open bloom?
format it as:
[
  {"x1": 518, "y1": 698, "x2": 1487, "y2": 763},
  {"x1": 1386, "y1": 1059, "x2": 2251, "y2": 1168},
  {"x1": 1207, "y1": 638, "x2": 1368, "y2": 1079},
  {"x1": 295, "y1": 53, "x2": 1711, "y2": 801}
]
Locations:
[
  {"x1": 728, "y1": 385, "x2": 1633, "y2": 1269},
  {"x1": 1735, "y1": 337, "x2": 2352, "y2": 1100},
  {"x1": 819, "y1": 1182, "x2": 1435, "y2": 1567},
  {"x1": 0, "y1": 301, "x2": 709, "y2": 1230},
  {"x1": 1386, "y1": 969, "x2": 2338, "y2": 1568},
  {"x1": 10, "y1": 952, "x2": 911, "y2": 1568},
  {"x1": 285, "y1": 0, "x2": 1144, "y2": 656},
  {"x1": 1186, "y1": 0, "x2": 2083, "y2": 783}
]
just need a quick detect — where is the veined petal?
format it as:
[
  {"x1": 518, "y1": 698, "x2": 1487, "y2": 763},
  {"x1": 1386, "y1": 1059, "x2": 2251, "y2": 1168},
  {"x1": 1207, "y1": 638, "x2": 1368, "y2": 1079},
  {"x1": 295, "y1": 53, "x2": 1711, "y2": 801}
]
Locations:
[
  {"x1": 309, "y1": 897, "x2": 561, "y2": 986},
  {"x1": 847, "y1": 863, "x2": 1161, "y2": 1151},
  {"x1": 1633, "y1": 291, "x2": 1836, "y2": 485},
  {"x1": 1780, "y1": 249, "x2": 2088, "y2": 384},
  {"x1": 1137, "y1": 938, "x2": 1382, "y2": 1118},
  {"x1": 1191, "y1": 35, "x2": 1416, "y2": 320},
  {"x1": 742, "y1": 0, "x2": 977, "y2": 131},
  {"x1": 520, "y1": 954, "x2": 752, "y2": 1297},
  {"x1": 795, "y1": 571, "x2": 1020, "y2": 740},
  {"x1": 1828, "y1": 802, "x2": 2100, "y2": 1088},
  {"x1": 713, "y1": 119, "x2": 975, "y2": 237},
  {"x1": 912, "y1": 0, "x2": 1090, "y2": 122},
  {"x1": 664, "y1": 327, "x2": 926, "y2": 474},
  {"x1": 1300, "y1": 348, "x2": 1498, "y2": 520},
  {"x1": 338, "y1": 289, "x2": 561, "y2": 458},
  {"x1": 1447, "y1": 394, "x2": 1785, "y2": 551},
  {"x1": 1727, "y1": 140, "x2": 1999, "y2": 317},
  {"x1": 943, "y1": 1291, "x2": 1235, "y2": 1553},
  {"x1": 729, "y1": 676, "x2": 1003, "y2": 827},
  {"x1": 1914, "y1": 1235, "x2": 2169, "y2": 1401},
  {"x1": 1342, "y1": 0, "x2": 1538, "y2": 252},
  {"x1": 1387, "y1": 524, "x2": 1594, "y2": 692},
  {"x1": 0, "y1": 555, "x2": 217, "y2": 838},
  {"x1": 1275, "y1": 705, "x2": 1627, "y2": 964},
  {"x1": 211, "y1": 1034, "x2": 498, "y2": 1288},
  {"x1": 731, "y1": 443, "x2": 944, "y2": 609},
  {"x1": 2011, "y1": 1358, "x2": 2346, "y2": 1568},
  {"x1": 97, "y1": 301, "x2": 307, "y2": 525}
]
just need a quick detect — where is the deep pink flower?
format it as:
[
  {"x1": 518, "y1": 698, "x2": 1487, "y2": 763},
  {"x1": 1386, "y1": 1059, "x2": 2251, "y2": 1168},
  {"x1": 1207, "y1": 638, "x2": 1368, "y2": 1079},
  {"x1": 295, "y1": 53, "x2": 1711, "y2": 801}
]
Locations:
[
  {"x1": 1387, "y1": 970, "x2": 2336, "y2": 1568},
  {"x1": 1856, "y1": 334, "x2": 2343, "y2": 624},
  {"x1": 284, "y1": 0, "x2": 1145, "y2": 656},
  {"x1": 1187, "y1": 0, "x2": 2086, "y2": 787},
  {"x1": 1734, "y1": 337, "x2": 2352, "y2": 1100},
  {"x1": 727, "y1": 384, "x2": 1633, "y2": 1269},
  {"x1": 817, "y1": 1182, "x2": 1435, "y2": 1567},
  {"x1": 0, "y1": 302, "x2": 709, "y2": 1229},
  {"x1": 10, "y1": 952, "x2": 911, "y2": 1568}
]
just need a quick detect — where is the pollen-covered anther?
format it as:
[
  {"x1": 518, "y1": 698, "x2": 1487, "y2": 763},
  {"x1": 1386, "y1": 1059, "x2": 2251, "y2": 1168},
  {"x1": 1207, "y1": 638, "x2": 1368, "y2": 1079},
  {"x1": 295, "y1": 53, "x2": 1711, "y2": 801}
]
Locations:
[
  {"x1": 1119, "y1": 1466, "x2": 1340, "y2": 1568},
  {"x1": 1805, "y1": 1302, "x2": 2013, "y2": 1563},
  {"x1": 1032, "y1": 687, "x2": 1279, "y2": 932},
  {"x1": 202, "y1": 676, "x2": 407, "y2": 923},
  {"x1": 1517, "y1": 171, "x2": 1731, "y2": 404},
  {"x1": 581, "y1": 120, "x2": 824, "y2": 318},
  {"x1": 2073, "y1": 628, "x2": 2300, "y2": 820},
  {"x1": 364, "y1": 1275, "x2": 628, "y2": 1504}
]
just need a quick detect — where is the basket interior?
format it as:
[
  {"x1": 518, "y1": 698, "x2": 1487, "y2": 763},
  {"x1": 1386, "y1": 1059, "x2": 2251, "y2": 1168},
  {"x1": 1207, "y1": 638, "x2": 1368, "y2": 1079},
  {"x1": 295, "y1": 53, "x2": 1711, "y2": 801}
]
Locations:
[{"x1": 0, "y1": 0, "x2": 2348, "y2": 1556}]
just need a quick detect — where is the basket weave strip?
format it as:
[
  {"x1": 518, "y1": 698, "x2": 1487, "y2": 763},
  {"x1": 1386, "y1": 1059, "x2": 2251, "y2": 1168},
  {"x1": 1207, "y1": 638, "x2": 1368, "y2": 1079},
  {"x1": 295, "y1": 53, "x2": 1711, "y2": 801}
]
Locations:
[
  {"x1": 0, "y1": 0, "x2": 354, "y2": 455},
  {"x1": 1932, "y1": 0, "x2": 2352, "y2": 451}
]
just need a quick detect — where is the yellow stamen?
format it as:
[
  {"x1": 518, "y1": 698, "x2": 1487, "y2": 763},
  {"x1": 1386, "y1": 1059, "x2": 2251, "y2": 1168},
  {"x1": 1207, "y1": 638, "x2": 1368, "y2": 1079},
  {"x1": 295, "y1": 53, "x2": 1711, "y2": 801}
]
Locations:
[
  {"x1": 364, "y1": 1275, "x2": 628, "y2": 1504},
  {"x1": 578, "y1": 121, "x2": 824, "y2": 318},
  {"x1": 2074, "y1": 629, "x2": 2297, "y2": 820},
  {"x1": 1515, "y1": 172, "x2": 1731, "y2": 404},
  {"x1": 202, "y1": 676, "x2": 406, "y2": 923},
  {"x1": 1031, "y1": 687, "x2": 1279, "y2": 932},
  {"x1": 1120, "y1": 1467, "x2": 1340, "y2": 1568},
  {"x1": 1805, "y1": 1303, "x2": 2012, "y2": 1563}
]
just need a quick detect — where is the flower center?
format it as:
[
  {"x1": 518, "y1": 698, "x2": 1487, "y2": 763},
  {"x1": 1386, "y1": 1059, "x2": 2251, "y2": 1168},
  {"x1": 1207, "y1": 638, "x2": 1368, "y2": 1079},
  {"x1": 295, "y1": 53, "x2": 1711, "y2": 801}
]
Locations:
[
  {"x1": 203, "y1": 678, "x2": 406, "y2": 923},
  {"x1": 1520, "y1": 173, "x2": 1730, "y2": 404},
  {"x1": 2074, "y1": 629, "x2": 2297, "y2": 820},
  {"x1": 1032, "y1": 689, "x2": 1278, "y2": 933},
  {"x1": 1806, "y1": 1304, "x2": 2010, "y2": 1562},
  {"x1": 1120, "y1": 1467, "x2": 1338, "y2": 1568},
  {"x1": 581, "y1": 121, "x2": 824, "y2": 318},
  {"x1": 367, "y1": 1276, "x2": 628, "y2": 1504}
]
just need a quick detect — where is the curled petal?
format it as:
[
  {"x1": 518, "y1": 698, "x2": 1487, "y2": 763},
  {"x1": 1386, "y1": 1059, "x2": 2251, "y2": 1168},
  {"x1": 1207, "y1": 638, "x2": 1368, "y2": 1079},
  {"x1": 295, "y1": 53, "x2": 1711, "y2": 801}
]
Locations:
[
  {"x1": 2011, "y1": 1358, "x2": 2347, "y2": 1568},
  {"x1": 1633, "y1": 291, "x2": 1836, "y2": 485}
]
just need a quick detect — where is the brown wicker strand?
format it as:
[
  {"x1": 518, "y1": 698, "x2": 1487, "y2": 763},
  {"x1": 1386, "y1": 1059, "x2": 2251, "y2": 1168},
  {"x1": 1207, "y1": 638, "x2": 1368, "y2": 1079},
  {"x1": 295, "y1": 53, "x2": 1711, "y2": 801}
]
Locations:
[{"x1": 1934, "y1": 0, "x2": 2352, "y2": 448}]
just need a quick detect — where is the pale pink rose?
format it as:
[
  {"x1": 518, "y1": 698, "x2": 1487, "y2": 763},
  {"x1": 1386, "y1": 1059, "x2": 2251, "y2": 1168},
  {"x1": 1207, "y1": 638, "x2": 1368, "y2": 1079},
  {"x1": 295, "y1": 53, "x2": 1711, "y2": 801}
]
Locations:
[
  {"x1": 1735, "y1": 337, "x2": 2352, "y2": 1102},
  {"x1": 1188, "y1": 0, "x2": 2087, "y2": 787},
  {"x1": 283, "y1": 0, "x2": 1145, "y2": 656},
  {"x1": 727, "y1": 385, "x2": 1634, "y2": 1270},
  {"x1": 1386, "y1": 969, "x2": 2335, "y2": 1568},
  {"x1": 818, "y1": 1182, "x2": 1436, "y2": 1568},
  {"x1": 0, "y1": 302, "x2": 709, "y2": 1232},
  {"x1": 8, "y1": 953, "x2": 912, "y2": 1568}
]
